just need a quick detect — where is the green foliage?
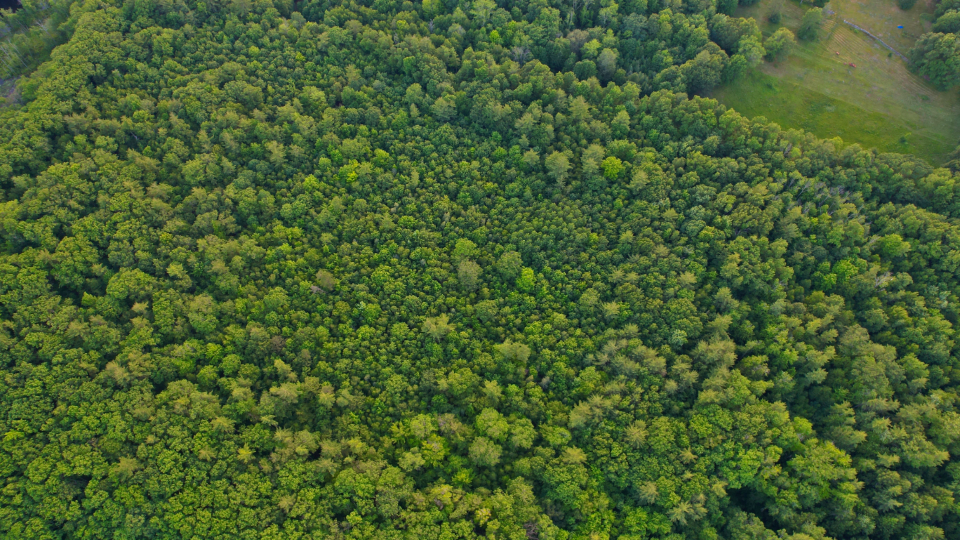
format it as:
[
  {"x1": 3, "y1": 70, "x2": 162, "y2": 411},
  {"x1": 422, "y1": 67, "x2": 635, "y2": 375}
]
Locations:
[
  {"x1": 933, "y1": 11, "x2": 960, "y2": 34},
  {"x1": 909, "y1": 32, "x2": 960, "y2": 91},
  {"x1": 909, "y1": 1, "x2": 960, "y2": 95},
  {"x1": 2, "y1": 0, "x2": 960, "y2": 539},
  {"x1": 496, "y1": 251, "x2": 523, "y2": 280},
  {"x1": 764, "y1": 27, "x2": 796, "y2": 61},
  {"x1": 798, "y1": 8, "x2": 824, "y2": 41},
  {"x1": 0, "y1": 0, "x2": 77, "y2": 79}
]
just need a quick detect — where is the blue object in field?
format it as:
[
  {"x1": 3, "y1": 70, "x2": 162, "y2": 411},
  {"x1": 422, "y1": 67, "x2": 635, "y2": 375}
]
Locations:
[{"x1": 898, "y1": 26, "x2": 904, "y2": 29}]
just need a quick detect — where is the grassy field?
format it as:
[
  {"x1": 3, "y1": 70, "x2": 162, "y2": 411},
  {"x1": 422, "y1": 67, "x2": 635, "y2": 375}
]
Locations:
[{"x1": 704, "y1": 0, "x2": 960, "y2": 165}]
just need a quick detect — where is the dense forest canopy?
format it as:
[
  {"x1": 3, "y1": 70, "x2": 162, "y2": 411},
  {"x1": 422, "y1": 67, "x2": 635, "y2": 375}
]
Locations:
[{"x1": 3, "y1": 0, "x2": 960, "y2": 538}]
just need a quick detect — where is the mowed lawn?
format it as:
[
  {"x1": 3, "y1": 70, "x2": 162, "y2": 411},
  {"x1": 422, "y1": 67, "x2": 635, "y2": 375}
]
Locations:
[{"x1": 704, "y1": 0, "x2": 960, "y2": 165}]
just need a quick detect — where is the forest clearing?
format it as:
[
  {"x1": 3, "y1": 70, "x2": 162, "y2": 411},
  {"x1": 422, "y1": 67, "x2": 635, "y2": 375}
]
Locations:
[{"x1": 707, "y1": 0, "x2": 960, "y2": 163}]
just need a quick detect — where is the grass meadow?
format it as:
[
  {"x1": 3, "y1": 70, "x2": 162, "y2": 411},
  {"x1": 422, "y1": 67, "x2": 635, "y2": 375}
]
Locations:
[{"x1": 704, "y1": 0, "x2": 960, "y2": 165}]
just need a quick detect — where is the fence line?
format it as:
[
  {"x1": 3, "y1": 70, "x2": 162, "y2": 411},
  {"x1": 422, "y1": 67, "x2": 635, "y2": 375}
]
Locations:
[{"x1": 842, "y1": 19, "x2": 909, "y2": 62}]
